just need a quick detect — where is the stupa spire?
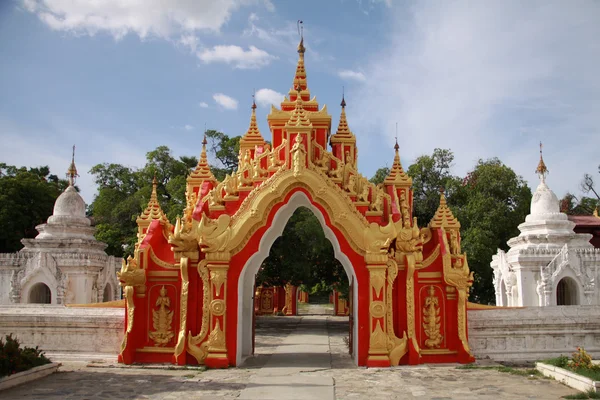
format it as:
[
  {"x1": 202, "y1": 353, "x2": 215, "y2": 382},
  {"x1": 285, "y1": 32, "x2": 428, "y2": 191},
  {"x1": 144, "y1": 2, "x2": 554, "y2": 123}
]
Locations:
[
  {"x1": 333, "y1": 92, "x2": 354, "y2": 138},
  {"x1": 67, "y1": 145, "x2": 79, "y2": 186},
  {"x1": 535, "y1": 141, "x2": 549, "y2": 183},
  {"x1": 384, "y1": 135, "x2": 412, "y2": 187}
]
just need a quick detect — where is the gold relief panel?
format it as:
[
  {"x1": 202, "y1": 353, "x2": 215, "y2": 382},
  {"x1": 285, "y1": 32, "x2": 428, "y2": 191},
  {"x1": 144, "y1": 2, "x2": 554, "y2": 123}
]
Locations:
[
  {"x1": 420, "y1": 285, "x2": 444, "y2": 350},
  {"x1": 146, "y1": 284, "x2": 178, "y2": 347}
]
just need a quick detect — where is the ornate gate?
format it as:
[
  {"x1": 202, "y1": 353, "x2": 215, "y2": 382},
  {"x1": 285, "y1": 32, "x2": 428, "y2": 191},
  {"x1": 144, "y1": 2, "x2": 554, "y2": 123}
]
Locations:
[{"x1": 117, "y1": 37, "x2": 475, "y2": 368}]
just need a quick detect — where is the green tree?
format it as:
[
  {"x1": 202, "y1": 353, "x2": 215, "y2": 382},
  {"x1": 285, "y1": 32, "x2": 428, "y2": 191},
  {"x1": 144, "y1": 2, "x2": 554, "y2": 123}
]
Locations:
[
  {"x1": 369, "y1": 167, "x2": 390, "y2": 186},
  {"x1": 450, "y1": 158, "x2": 531, "y2": 304},
  {"x1": 257, "y1": 207, "x2": 346, "y2": 292},
  {"x1": 560, "y1": 193, "x2": 598, "y2": 215},
  {"x1": 205, "y1": 130, "x2": 240, "y2": 181},
  {"x1": 0, "y1": 164, "x2": 69, "y2": 252},
  {"x1": 407, "y1": 148, "x2": 461, "y2": 225},
  {"x1": 89, "y1": 146, "x2": 197, "y2": 257}
]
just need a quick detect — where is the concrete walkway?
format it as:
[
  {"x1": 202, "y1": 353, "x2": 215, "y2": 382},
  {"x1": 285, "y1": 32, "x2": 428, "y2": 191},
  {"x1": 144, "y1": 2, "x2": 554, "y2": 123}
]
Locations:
[{"x1": 0, "y1": 304, "x2": 579, "y2": 399}]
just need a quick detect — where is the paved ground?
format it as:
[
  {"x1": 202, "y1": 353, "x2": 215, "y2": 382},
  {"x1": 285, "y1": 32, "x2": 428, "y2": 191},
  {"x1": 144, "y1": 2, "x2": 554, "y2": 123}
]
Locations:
[{"x1": 2, "y1": 304, "x2": 578, "y2": 399}]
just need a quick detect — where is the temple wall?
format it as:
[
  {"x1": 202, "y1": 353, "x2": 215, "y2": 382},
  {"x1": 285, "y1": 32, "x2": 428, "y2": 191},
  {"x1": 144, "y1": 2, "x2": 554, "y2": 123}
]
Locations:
[
  {"x1": 0, "y1": 305, "x2": 123, "y2": 357},
  {"x1": 468, "y1": 306, "x2": 600, "y2": 363}
]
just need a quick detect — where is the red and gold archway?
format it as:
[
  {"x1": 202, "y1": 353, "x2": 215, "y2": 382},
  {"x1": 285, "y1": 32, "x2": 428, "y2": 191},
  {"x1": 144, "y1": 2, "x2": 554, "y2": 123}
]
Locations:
[{"x1": 117, "y1": 38, "x2": 475, "y2": 368}]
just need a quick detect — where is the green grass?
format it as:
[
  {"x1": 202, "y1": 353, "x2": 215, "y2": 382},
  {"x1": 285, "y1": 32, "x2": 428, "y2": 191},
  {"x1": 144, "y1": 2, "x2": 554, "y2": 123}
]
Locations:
[{"x1": 456, "y1": 364, "x2": 542, "y2": 378}]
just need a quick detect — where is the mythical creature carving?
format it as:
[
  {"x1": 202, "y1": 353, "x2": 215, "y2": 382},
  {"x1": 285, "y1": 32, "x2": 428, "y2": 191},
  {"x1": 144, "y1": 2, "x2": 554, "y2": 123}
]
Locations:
[
  {"x1": 198, "y1": 213, "x2": 231, "y2": 253},
  {"x1": 223, "y1": 174, "x2": 239, "y2": 198},
  {"x1": 117, "y1": 255, "x2": 146, "y2": 293},
  {"x1": 369, "y1": 186, "x2": 384, "y2": 212},
  {"x1": 169, "y1": 216, "x2": 199, "y2": 260}
]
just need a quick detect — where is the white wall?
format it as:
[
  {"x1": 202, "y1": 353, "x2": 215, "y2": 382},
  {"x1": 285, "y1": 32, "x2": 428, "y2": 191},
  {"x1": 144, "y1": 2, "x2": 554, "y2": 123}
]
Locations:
[{"x1": 468, "y1": 306, "x2": 600, "y2": 363}]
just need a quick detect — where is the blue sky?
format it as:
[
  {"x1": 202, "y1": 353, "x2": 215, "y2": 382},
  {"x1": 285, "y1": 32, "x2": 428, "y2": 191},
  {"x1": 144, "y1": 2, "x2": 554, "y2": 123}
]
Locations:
[{"x1": 1, "y1": 0, "x2": 599, "y2": 207}]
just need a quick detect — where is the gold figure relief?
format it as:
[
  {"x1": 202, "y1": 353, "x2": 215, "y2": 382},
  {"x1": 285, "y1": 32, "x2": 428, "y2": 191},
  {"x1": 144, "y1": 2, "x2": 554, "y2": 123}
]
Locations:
[
  {"x1": 198, "y1": 213, "x2": 231, "y2": 253},
  {"x1": 210, "y1": 269, "x2": 227, "y2": 297},
  {"x1": 149, "y1": 286, "x2": 175, "y2": 346},
  {"x1": 291, "y1": 134, "x2": 307, "y2": 176},
  {"x1": 369, "y1": 320, "x2": 388, "y2": 350},
  {"x1": 422, "y1": 286, "x2": 443, "y2": 349}
]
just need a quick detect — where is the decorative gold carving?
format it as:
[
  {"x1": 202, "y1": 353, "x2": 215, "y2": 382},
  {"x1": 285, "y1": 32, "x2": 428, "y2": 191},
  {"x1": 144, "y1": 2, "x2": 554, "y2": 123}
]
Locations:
[
  {"x1": 149, "y1": 286, "x2": 175, "y2": 346},
  {"x1": 210, "y1": 268, "x2": 227, "y2": 297},
  {"x1": 210, "y1": 299, "x2": 225, "y2": 316},
  {"x1": 364, "y1": 220, "x2": 396, "y2": 261},
  {"x1": 370, "y1": 268, "x2": 386, "y2": 298},
  {"x1": 198, "y1": 214, "x2": 231, "y2": 253},
  {"x1": 369, "y1": 320, "x2": 387, "y2": 350},
  {"x1": 187, "y1": 259, "x2": 211, "y2": 364},
  {"x1": 282, "y1": 283, "x2": 293, "y2": 315},
  {"x1": 422, "y1": 286, "x2": 443, "y2": 349},
  {"x1": 405, "y1": 254, "x2": 420, "y2": 354},
  {"x1": 174, "y1": 258, "x2": 190, "y2": 357},
  {"x1": 207, "y1": 320, "x2": 226, "y2": 351},
  {"x1": 168, "y1": 216, "x2": 199, "y2": 261},
  {"x1": 421, "y1": 245, "x2": 440, "y2": 269},
  {"x1": 119, "y1": 285, "x2": 135, "y2": 357},
  {"x1": 386, "y1": 259, "x2": 408, "y2": 366},
  {"x1": 369, "y1": 301, "x2": 385, "y2": 318}
]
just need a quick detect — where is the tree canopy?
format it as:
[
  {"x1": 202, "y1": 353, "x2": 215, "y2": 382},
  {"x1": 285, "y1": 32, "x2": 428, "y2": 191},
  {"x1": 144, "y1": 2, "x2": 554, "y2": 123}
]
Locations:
[
  {"x1": 0, "y1": 164, "x2": 69, "y2": 253},
  {"x1": 89, "y1": 146, "x2": 197, "y2": 257}
]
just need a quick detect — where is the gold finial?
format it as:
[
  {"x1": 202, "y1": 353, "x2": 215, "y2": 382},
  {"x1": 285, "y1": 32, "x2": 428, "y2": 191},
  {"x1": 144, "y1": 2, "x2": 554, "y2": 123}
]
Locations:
[
  {"x1": 252, "y1": 90, "x2": 257, "y2": 110},
  {"x1": 152, "y1": 175, "x2": 158, "y2": 186},
  {"x1": 67, "y1": 145, "x2": 79, "y2": 186},
  {"x1": 297, "y1": 20, "x2": 305, "y2": 54},
  {"x1": 341, "y1": 87, "x2": 346, "y2": 108},
  {"x1": 535, "y1": 141, "x2": 548, "y2": 182},
  {"x1": 394, "y1": 123, "x2": 399, "y2": 151}
]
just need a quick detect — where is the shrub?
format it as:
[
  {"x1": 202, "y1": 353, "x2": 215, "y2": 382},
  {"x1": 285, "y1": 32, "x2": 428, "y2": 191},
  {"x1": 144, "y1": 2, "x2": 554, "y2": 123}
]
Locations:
[{"x1": 0, "y1": 334, "x2": 51, "y2": 378}]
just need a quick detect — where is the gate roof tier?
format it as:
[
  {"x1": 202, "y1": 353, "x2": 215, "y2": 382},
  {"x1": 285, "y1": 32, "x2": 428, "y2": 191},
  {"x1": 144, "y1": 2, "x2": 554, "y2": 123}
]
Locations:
[
  {"x1": 239, "y1": 100, "x2": 266, "y2": 154},
  {"x1": 187, "y1": 135, "x2": 217, "y2": 191},
  {"x1": 384, "y1": 140, "x2": 412, "y2": 188},
  {"x1": 429, "y1": 189, "x2": 460, "y2": 229},
  {"x1": 330, "y1": 95, "x2": 356, "y2": 144},
  {"x1": 137, "y1": 177, "x2": 170, "y2": 232}
]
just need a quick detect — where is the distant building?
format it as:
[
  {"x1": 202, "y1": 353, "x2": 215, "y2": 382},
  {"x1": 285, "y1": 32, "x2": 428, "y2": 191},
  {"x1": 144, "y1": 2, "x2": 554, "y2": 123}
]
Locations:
[
  {"x1": 568, "y1": 214, "x2": 600, "y2": 249},
  {"x1": 490, "y1": 147, "x2": 600, "y2": 307},
  {"x1": 0, "y1": 149, "x2": 120, "y2": 305}
]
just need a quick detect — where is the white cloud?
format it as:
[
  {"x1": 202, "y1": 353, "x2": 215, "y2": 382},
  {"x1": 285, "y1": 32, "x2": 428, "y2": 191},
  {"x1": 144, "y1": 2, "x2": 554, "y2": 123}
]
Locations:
[
  {"x1": 213, "y1": 93, "x2": 238, "y2": 110},
  {"x1": 22, "y1": 0, "x2": 270, "y2": 40},
  {"x1": 338, "y1": 70, "x2": 366, "y2": 82},
  {"x1": 198, "y1": 102, "x2": 209, "y2": 108},
  {"x1": 198, "y1": 45, "x2": 276, "y2": 69},
  {"x1": 179, "y1": 34, "x2": 199, "y2": 53},
  {"x1": 184, "y1": 124, "x2": 194, "y2": 131},
  {"x1": 355, "y1": 1, "x2": 600, "y2": 197},
  {"x1": 255, "y1": 88, "x2": 284, "y2": 108}
]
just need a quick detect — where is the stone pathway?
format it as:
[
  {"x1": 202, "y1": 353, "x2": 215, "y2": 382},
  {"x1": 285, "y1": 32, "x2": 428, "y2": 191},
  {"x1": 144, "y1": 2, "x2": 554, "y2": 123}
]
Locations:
[{"x1": 1, "y1": 305, "x2": 578, "y2": 399}]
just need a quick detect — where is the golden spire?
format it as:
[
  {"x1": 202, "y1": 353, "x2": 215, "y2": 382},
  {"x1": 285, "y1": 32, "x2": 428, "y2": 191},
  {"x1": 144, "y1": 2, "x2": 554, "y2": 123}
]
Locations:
[
  {"x1": 332, "y1": 93, "x2": 354, "y2": 138},
  {"x1": 429, "y1": 188, "x2": 460, "y2": 229},
  {"x1": 240, "y1": 96, "x2": 266, "y2": 150},
  {"x1": 189, "y1": 133, "x2": 216, "y2": 181},
  {"x1": 384, "y1": 138, "x2": 412, "y2": 187},
  {"x1": 137, "y1": 176, "x2": 169, "y2": 226},
  {"x1": 67, "y1": 145, "x2": 79, "y2": 186},
  {"x1": 535, "y1": 141, "x2": 548, "y2": 183},
  {"x1": 286, "y1": 87, "x2": 312, "y2": 127},
  {"x1": 290, "y1": 20, "x2": 308, "y2": 97}
]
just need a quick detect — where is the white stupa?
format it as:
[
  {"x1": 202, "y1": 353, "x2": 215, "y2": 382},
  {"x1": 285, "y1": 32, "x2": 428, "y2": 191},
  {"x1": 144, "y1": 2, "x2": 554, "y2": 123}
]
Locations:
[
  {"x1": 0, "y1": 147, "x2": 120, "y2": 305},
  {"x1": 491, "y1": 144, "x2": 600, "y2": 306}
]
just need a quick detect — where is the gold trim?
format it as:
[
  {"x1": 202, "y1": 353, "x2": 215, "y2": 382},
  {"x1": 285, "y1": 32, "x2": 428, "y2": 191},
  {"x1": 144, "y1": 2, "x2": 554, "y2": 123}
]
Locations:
[
  {"x1": 421, "y1": 349, "x2": 457, "y2": 355},
  {"x1": 420, "y1": 245, "x2": 440, "y2": 269},
  {"x1": 174, "y1": 258, "x2": 189, "y2": 358},
  {"x1": 418, "y1": 271, "x2": 442, "y2": 279},
  {"x1": 149, "y1": 247, "x2": 176, "y2": 269},
  {"x1": 148, "y1": 271, "x2": 179, "y2": 277},
  {"x1": 136, "y1": 347, "x2": 176, "y2": 353}
]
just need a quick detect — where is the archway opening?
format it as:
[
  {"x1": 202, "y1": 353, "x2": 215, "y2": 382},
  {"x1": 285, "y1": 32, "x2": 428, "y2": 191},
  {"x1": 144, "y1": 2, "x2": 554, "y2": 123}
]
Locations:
[
  {"x1": 236, "y1": 191, "x2": 358, "y2": 367},
  {"x1": 29, "y1": 282, "x2": 51, "y2": 304},
  {"x1": 103, "y1": 284, "x2": 113, "y2": 302},
  {"x1": 556, "y1": 277, "x2": 579, "y2": 305}
]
